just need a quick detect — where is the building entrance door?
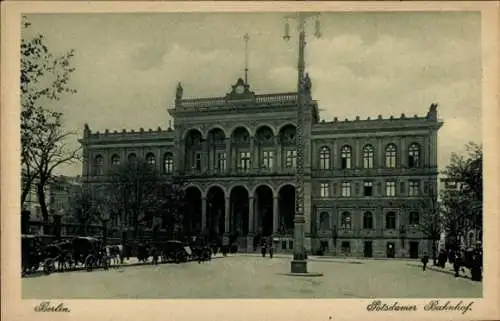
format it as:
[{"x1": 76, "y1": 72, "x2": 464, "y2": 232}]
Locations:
[
  {"x1": 386, "y1": 242, "x2": 395, "y2": 258},
  {"x1": 364, "y1": 241, "x2": 373, "y2": 258},
  {"x1": 409, "y1": 241, "x2": 419, "y2": 259}
]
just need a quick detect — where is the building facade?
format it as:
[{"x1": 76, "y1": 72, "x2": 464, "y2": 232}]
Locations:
[{"x1": 80, "y1": 77, "x2": 443, "y2": 258}]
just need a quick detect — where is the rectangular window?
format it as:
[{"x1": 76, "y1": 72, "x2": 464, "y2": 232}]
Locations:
[
  {"x1": 194, "y1": 152, "x2": 202, "y2": 171},
  {"x1": 285, "y1": 149, "x2": 297, "y2": 168},
  {"x1": 363, "y1": 181, "x2": 373, "y2": 196},
  {"x1": 385, "y1": 181, "x2": 396, "y2": 196},
  {"x1": 217, "y1": 152, "x2": 227, "y2": 172},
  {"x1": 239, "y1": 151, "x2": 250, "y2": 171},
  {"x1": 409, "y1": 180, "x2": 420, "y2": 196},
  {"x1": 320, "y1": 183, "x2": 329, "y2": 197},
  {"x1": 262, "y1": 151, "x2": 274, "y2": 170},
  {"x1": 341, "y1": 182, "x2": 351, "y2": 197}
]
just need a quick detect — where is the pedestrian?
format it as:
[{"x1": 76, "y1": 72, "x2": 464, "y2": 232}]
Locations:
[
  {"x1": 261, "y1": 239, "x2": 267, "y2": 257},
  {"x1": 268, "y1": 237, "x2": 274, "y2": 259},
  {"x1": 453, "y1": 252, "x2": 463, "y2": 277},
  {"x1": 421, "y1": 252, "x2": 429, "y2": 271}
]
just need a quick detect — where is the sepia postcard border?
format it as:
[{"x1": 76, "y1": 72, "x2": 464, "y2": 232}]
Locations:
[{"x1": 1, "y1": 1, "x2": 499, "y2": 321}]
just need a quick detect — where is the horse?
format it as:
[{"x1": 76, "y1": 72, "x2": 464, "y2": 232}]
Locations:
[{"x1": 105, "y1": 244, "x2": 123, "y2": 266}]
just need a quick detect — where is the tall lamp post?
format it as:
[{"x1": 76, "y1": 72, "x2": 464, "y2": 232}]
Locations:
[{"x1": 282, "y1": 12, "x2": 321, "y2": 274}]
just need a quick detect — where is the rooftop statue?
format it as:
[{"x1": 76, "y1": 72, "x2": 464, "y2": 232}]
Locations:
[{"x1": 176, "y1": 82, "x2": 183, "y2": 101}]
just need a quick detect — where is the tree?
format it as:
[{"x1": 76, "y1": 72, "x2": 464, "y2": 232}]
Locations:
[
  {"x1": 157, "y1": 176, "x2": 187, "y2": 239},
  {"x1": 441, "y1": 142, "x2": 483, "y2": 248},
  {"x1": 20, "y1": 17, "x2": 79, "y2": 220},
  {"x1": 72, "y1": 188, "x2": 97, "y2": 236},
  {"x1": 107, "y1": 159, "x2": 167, "y2": 238},
  {"x1": 416, "y1": 192, "x2": 442, "y2": 264}
]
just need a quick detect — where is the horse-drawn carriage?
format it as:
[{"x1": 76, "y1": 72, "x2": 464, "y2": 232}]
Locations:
[
  {"x1": 22, "y1": 235, "x2": 108, "y2": 275},
  {"x1": 70, "y1": 236, "x2": 108, "y2": 271},
  {"x1": 156, "y1": 240, "x2": 190, "y2": 263}
]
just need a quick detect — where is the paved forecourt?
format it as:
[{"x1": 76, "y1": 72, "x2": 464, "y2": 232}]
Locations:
[{"x1": 22, "y1": 255, "x2": 482, "y2": 299}]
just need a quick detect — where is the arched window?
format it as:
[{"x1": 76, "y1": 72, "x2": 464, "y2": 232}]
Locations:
[
  {"x1": 341, "y1": 212, "x2": 352, "y2": 230},
  {"x1": 111, "y1": 154, "x2": 120, "y2": 166},
  {"x1": 408, "y1": 143, "x2": 420, "y2": 168},
  {"x1": 320, "y1": 212, "x2": 330, "y2": 231},
  {"x1": 385, "y1": 212, "x2": 396, "y2": 229},
  {"x1": 146, "y1": 153, "x2": 156, "y2": 166},
  {"x1": 363, "y1": 145, "x2": 374, "y2": 169},
  {"x1": 341, "y1": 145, "x2": 352, "y2": 169},
  {"x1": 319, "y1": 146, "x2": 331, "y2": 169},
  {"x1": 128, "y1": 153, "x2": 137, "y2": 164},
  {"x1": 164, "y1": 152, "x2": 174, "y2": 174},
  {"x1": 94, "y1": 155, "x2": 104, "y2": 175},
  {"x1": 385, "y1": 144, "x2": 397, "y2": 168},
  {"x1": 363, "y1": 212, "x2": 373, "y2": 229}
]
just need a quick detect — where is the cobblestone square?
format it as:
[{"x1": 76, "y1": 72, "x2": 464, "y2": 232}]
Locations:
[{"x1": 22, "y1": 255, "x2": 482, "y2": 299}]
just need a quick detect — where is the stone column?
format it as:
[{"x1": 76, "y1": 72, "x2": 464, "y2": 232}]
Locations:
[
  {"x1": 377, "y1": 137, "x2": 383, "y2": 168},
  {"x1": 273, "y1": 196, "x2": 279, "y2": 233},
  {"x1": 225, "y1": 139, "x2": 231, "y2": 173},
  {"x1": 430, "y1": 130, "x2": 438, "y2": 167},
  {"x1": 248, "y1": 196, "x2": 255, "y2": 233},
  {"x1": 201, "y1": 140, "x2": 208, "y2": 173},
  {"x1": 201, "y1": 197, "x2": 207, "y2": 233},
  {"x1": 250, "y1": 137, "x2": 256, "y2": 171},
  {"x1": 355, "y1": 139, "x2": 360, "y2": 168},
  {"x1": 274, "y1": 136, "x2": 282, "y2": 173},
  {"x1": 178, "y1": 139, "x2": 186, "y2": 173},
  {"x1": 224, "y1": 197, "x2": 230, "y2": 234},
  {"x1": 247, "y1": 196, "x2": 255, "y2": 252}
]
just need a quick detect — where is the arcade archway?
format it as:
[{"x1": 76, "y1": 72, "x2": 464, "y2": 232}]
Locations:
[
  {"x1": 278, "y1": 184, "x2": 295, "y2": 234},
  {"x1": 254, "y1": 185, "x2": 274, "y2": 237},
  {"x1": 206, "y1": 186, "x2": 225, "y2": 241},
  {"x1": 229, "y1": 186, "x2": 249, "y2": 237},
  {"x1": 183, "y1": 186, "x2": 202, "y2": 236}
]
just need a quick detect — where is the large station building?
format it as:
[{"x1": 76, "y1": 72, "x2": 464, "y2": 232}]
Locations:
[{"x1": 80, "y1": 76, "x2": 443, "y2": 258}]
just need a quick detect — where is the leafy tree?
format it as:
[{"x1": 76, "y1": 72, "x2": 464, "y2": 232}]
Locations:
[
  {"x1": 441, "y1": 142, "x2": 483, "y2": 248},
  {"x1": 107, "y1": 158, "x2": 167, "y2": 238},
  {"x1": 72, "y1": 188, "x2": 97, "y2": 235},
  {"x1": 20, "y1": 17, "x2": 79, "y2": 221},
  {"x1": 157, "y1": 176, "x2": 187, "y2": 239},
  {"x1": 416, "y1": 192, "x2": 442, "y2": 264}
]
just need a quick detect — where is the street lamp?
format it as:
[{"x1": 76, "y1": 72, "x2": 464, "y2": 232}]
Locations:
[{"x1": 282, "y1": 12, "x2": 322, "y2": 275}]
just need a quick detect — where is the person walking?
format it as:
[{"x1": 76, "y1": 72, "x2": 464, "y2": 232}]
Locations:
[
  {"x1": 453, "y1": 251, "x2": 463, "y2": 277},
  {"x1": 268, "y1": 236, "x2": 274, "y2": 259},
  {"x1": 261, "y1": 239, "x2": 267, "y2": 257},
  {"x1": 421, "y1": 253, "x2": 429, "y2": 271}
]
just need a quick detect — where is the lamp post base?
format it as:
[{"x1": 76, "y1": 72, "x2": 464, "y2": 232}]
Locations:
[{"x1": 291, "y1": 259, "x2": 308, "y2": 273}]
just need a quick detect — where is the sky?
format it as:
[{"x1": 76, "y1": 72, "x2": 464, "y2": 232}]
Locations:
[{"x1": 24, "y1": 12, "x2": 482, "y2": 176}]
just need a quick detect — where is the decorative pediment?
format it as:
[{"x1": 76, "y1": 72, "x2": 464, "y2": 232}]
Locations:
[{"x1": 225, "y1": 78, "x2": 256, "y2": 102}]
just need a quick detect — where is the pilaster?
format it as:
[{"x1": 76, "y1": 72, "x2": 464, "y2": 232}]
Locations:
[
  {"x1": 401, "y1": 136, "x2": 407, "y2": 167},
  {"x1": 178, "y1": 139, "x2": 186, "y2": 173},
  {"x1": 202, "y1": 140, "x2": 208, "y2": 173},
  {"x1": 273, "y1": 196, "x2": 279, "y2": 233},
  {"x1": 225, "y1": 139, "x2": 231, "y2": 173},
  {"x1": 225, "y1": 197, "x2": 230, "y2": 233},
  {"x1": 250, "y1": 137, "x2": 256, "y2": 170},
  {"x1": 248, "y1": 196, "x2": 255, "y2": 233},
  {"x1": 201, "y1": 197, "x2": 207, "y2": 233},
  {"x1": 275, "y1": 135, "x2": 281, "y2": 173}
]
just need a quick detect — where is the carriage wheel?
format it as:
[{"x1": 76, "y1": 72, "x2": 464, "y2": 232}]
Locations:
[
  {"x1": 43, "y1": 259, "x2": 54, "y2": 275},
  {"x1": 84, "y1": 255, "x2": 95, "y2": 271}
]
